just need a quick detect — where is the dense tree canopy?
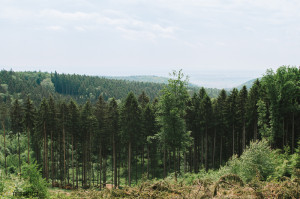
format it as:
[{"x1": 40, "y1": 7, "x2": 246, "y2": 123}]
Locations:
[{"x1": 0, "y1": 66, "x2": 299, "y2": 189}]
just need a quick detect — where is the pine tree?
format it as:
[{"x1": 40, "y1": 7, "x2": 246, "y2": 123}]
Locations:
[
  {"x1": 68, "y1": 100, "x2": 80, "y2": 188},
  {"x1": 246, "y1": 79, "x2": 260, "y2": 141},
  {"x1": 216, "y1": 89, "x2": 227, "y2": 166},
  {"x1": 23, "y1": 96, "x2": 36, "y2": 165},
  {"x1": 237, "y1": 86, "x2": 248, "y2": 154},
  {"x1": 0, "y1": 99, "x2": 9, "y2": 175},
  {"x1": 94, "y1": 95, "x2": 108, "y2": 188},
  {"x1": 10, "y1": 99, "x2": 24, "y2": 176},
  {"x1": 120, "y1": 92, "x2": 141, "y2": 186},
  {"x1": 37, "y1": 98, "x2": 50, "y2": 180},
  {"x1": 226, "y1": 88, "x2": 239, "y2": 156},
  {"x1": 107, "y1": 98, "x2": 119, "y2": 188}
]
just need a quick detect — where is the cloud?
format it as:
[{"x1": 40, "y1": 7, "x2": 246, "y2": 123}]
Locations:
[
  {"x1": 38, "y1": 9, "x2": 178, "y2": 40},
  {"x1": 45, "y1": 25, "x2": 64, "y2": 31}
]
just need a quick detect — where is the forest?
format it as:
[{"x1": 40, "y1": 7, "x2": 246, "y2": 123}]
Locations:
[{"x1": 0, "y1": 66, "x2": 299, "y2": 198}]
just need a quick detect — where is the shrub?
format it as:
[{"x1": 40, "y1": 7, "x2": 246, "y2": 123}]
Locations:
[
  {"x1": 226, "y1": 139, "x2": 276, "y2": 182},
  {"x1": 21, "y1": 163, "x2": 49, "y2": 198}
]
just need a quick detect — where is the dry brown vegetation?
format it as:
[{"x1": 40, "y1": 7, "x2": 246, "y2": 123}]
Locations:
[{"x1": 50, "y1": 175, "x2": 299, "y2": 199}]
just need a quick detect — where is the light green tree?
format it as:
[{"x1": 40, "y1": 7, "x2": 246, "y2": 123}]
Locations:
[{"x1": 156, "y1": 70, "x2": 192, "y2": 178}]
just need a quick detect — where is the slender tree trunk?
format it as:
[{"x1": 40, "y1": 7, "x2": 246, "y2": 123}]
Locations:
[
  {"x1": 292, "y1": 112, "x2": 295, "y2": 153},
  {"x1": 135, "y1": 146, "x2": 138, "y2": 185},
  {"x1": 44, "y1": 121, "x2": 48, "y2": 180},
  {"x1": 254, "y1": 120, "x2": 257, "y2": 141},
  {"x1": 75, "y1": 143, "x2": 78, "y2": 188},
  {"x1": 163, "y1": 147, "x2": 166, "y2": 178},
  {"x1": 51, "y1": 131, "x2": 53, "y2": 186},
  {"x1": 18, "y1": 132, "x2": 21, "y2": 177},
  {"x1": 72, "y1": 135, "x2": 74, "y2": 188},
  {"x1": 2, "y1": 121, "x2": 7, "y2": 175},
  {"x1": 141, "y1": 146, "x2": 144, "y2": 175},
  {"x1": 193, "y1": 139, "x2": 197, "y2": 173},
  {"x1": 63, "y1": 125, "x2": 66, "y2": 187},
  {"x1": 113, "y1": 132, "x2": 117, "y2": 188},
  {"x1": 213, "y1": 127, "x2": 216, "y2": 169},
  {"x1": 232, "y1": 123, "x2": 235, "y2": 155},
  {"x1": 184, "y1": 151, "x2": 186, "y2": 173},
  {"x1": 173, "y1": 148, "x2": 177, "y2": 181},
  {"x1": 243, "y1": 121, "x2": 246, "y2": 151},
  {"x1": 220, "y1": 136, "x2": 222, "y2": 166},
  {"x1": 147, "y1": 145, "x2": 150, "y2": 179},
  {"x1": 177, "y1": 149, "x2": 180, "y2": 174},
  {"x1": 128, "y1": 141, "x2": 132, "y2": 187},
  {"x1": 205, "y1": 125, "x2": 208, "y2": 171},
  {"x1": 201, "y1": 135, "x2": 204, "y2": 167},
  {"x1": 282, "y1": 119, "x2": 285, "y2": 147},
  {"x1": 103, "y1": 158, "x2": 107, "y2": 187},
  {"x1": 27, "y1": 128, "x2": 30, "y2": 165},
  {"x1": 99, "y1": 147, "x2": 102, "y2": 190},
  {"x1": 189, "y1": 147, "x2": 192, "y2": 172}
]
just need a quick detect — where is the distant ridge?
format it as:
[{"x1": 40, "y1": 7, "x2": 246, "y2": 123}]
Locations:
[
  {"x1": 225, "y1": 78, "x2": 261, "y2": 91},
  {"x1": 105, "y1": 75, "x2": 169, "y2": 84},
  {"x1": 105, "y1": 75, "x2": 200, "y2": 87}
]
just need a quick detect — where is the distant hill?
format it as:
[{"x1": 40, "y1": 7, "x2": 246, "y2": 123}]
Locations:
[
  {"x1": 0, "y1": 70, "x2": 222, "y2": 106},
  {"x1": 106, "y1": 75, "x2": 199, "y2": 87},
  {"x1": 225, "y1": 78, "x2": 261, "y2": 91},
  {"x1": 106, "y1": 75, "x2": 170, "y2": 84}
]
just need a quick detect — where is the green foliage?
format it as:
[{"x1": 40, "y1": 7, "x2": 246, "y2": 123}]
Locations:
[
  {"x1": 0, "y1": 179, "x2": 4, "y2": 194},
  {"x1": 21, "y1": 163, "x2": 49, "y2": 198},
  {"x1": 224, "y1": 140, "x2": 276, "y2": 182}
]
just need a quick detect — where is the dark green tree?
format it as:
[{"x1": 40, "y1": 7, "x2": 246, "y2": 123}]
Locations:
[
  {"x1": 10, "y1": 99, "x2": 24, "y2": 175},
  {"x1": 23, "y1": 96, "x2": 36, "y2": 165},
  {"x1": 120, "y1": 92, "x2": 141, "y2": 186}
]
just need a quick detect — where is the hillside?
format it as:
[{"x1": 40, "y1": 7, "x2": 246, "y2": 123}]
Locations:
[
  {"x1": 106, "y1": 75, "x2": 200, "y2": 88},
  {"x1": 0, "y1": 70, "x2": 221, "y2": 105},
  {"x1": 106, "y1": 75, "x2": 170, "y2": 84}
]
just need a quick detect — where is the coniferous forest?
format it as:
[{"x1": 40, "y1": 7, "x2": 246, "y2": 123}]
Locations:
[{"x1": 0, "y1": 66, "x2": 299, "y2": 198}]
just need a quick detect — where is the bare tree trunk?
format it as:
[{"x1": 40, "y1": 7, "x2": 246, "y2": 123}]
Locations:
[
  {"x1": 232, "y1": 123, "x2": 235, "y2": 155},
  {"x1": 213, "y1": 128, "x2": 216, "y2": 169},
  {"x1": 163, "y1": 147, "x2": 166, "y2": 178},
  {"x1": 282, "y1": 119, "x2": 285, "y2": 147},
  {"x1": 243, "y1": 121, "x2": 246, "y2": 151},
  {"x1": 147, "y1": 145, "x2": 150, "y2": 179},
  {"x1": 173, "y1": 148, "x2": 177, "y2": 182},
  {"x1": 128, "y1": 141, "x2": 132, "y2": 187},
  {"x1": 113, "y1": 132, "x2": 117, "y2": 188},
  {"x1": 2, "y1": 121, "x2": 7, "y2": 175},
  {"x1": 51, "y1": 131, "x2": 53, "y2": 186},
  {"x1": 184, "y1": 152, "x2": 186, "y2": 173},
  {"x1": 220, "y1": 136, "x2": 222, "y2": 166},
  {"x1": 205, "y1": 125, "x2": 208, "y2": 171},
  {"x1": 201, "y1": 135, "x2": 204, "y2": 167},
  {"x1": 135, "y1": 146, "x2": 138, "y2": 185},
  {"x1": 63, "y1": 125, "x2": 66, "y2": 187},
  {"x1": 72, "y1": 135, "x2": 74, "y2": 188},
  {"x1": 292, "y1": 112, "x2": 295, "y2": 153},
  {"x1": 141, "y1": 146, "x2": 144, "y2": 175},
  {"x1": 193, "y1": 139, "x2": 197, "y2": 173},
  {"x1": 99, "y1": 147, "x2": 102, "y2": 190},
  {"x1": 254, "y1": 120, "x2": 257, "y2": 141},
  {"x1": 27, "y1": 128, "x2": 30, "y2": 165}
]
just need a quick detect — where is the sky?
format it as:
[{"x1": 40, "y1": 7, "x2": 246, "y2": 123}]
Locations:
[{"x1": 0, "y1": 0, "x2": 299, "y2": 88}]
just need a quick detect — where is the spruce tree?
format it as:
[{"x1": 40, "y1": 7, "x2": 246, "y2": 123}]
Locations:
[
  {"x1": 23, "y1": 96, "x2": 35, "y2": 165},
  {"x1": 120, "y1": 92, "x2": 141, "y2": 186},
  {"x1": 10, "y1": 99, "x2": 24, "y2": 176}
]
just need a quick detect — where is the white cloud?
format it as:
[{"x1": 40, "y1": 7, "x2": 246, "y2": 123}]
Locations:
[{"x1": 45, "y1": 25, "x2": 64, "y2": 31}]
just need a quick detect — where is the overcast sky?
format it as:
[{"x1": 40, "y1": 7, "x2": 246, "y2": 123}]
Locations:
[{"x1": 0, "y1": 0, "x2": 299, "y2": 88}]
